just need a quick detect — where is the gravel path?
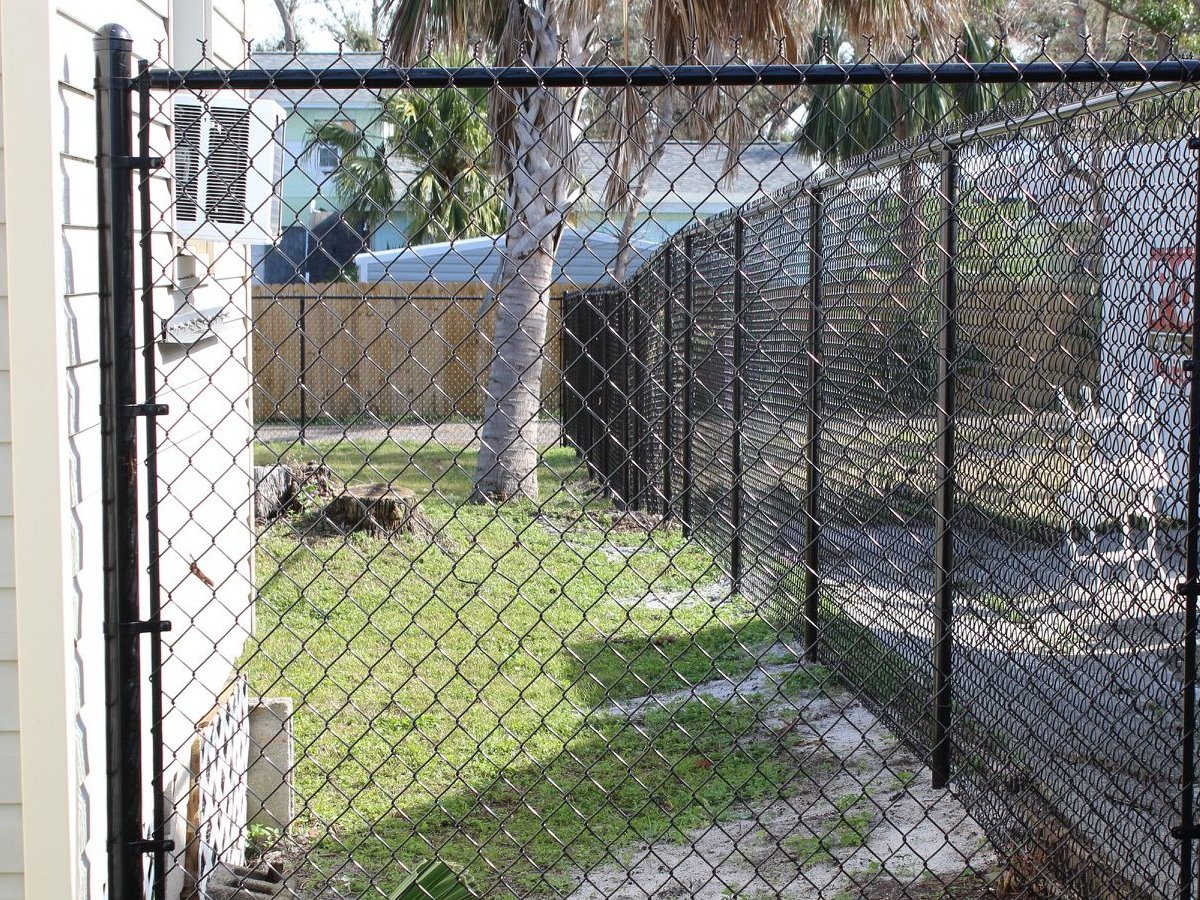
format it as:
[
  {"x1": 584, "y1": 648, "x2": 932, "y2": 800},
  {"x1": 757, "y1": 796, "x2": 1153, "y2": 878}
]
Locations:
[{"x1": 256, "y1": 419, "x2": 563, "y2": 450}]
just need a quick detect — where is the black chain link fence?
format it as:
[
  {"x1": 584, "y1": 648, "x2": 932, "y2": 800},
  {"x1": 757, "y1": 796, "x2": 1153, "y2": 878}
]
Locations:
[
  {"x1": 97, "y1": 36, "x2": 1200, "y2": 900},
  {"x1": 563, "y1": 80, "x2": 1200, "y2": 898}
]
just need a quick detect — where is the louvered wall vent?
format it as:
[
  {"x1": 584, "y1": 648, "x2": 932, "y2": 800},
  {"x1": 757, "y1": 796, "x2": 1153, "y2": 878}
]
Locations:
[{"x1": 172, "y1": 95, "x2": 284, "y2": 245}]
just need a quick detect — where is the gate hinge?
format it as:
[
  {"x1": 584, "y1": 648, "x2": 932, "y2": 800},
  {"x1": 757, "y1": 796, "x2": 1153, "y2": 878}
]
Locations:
[
  {"x1": 1173, "y1": 823, "x2": 1200, "y2": 840},
  {"x1": 104, "y1": 619, "x2": 172, "y2": 636},
  {"x1": 1177, "y1": 580, "x2": 1200, "y2": 598},
  {"x1": 117, "y1": 403, "x2": 170, "y2": 418},
  {"x1": 1188, "y1": 137, "x2": 1200, "y2": 151},
  {"x1": 102, "y1": 155, "x2": 165, "y2": 170},
  {"x1": 129, "y1": 838, "x2": 175, "y2": 854}
]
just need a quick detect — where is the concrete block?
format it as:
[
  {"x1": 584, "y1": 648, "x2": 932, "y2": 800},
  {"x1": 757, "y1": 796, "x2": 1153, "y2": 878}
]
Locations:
[{"x1": 246, "y1": 697, "x2": 293, "y2": 833}]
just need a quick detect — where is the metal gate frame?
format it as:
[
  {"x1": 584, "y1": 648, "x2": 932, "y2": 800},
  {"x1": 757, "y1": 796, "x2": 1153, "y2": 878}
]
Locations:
[{"x1": 93, "y1": 23, "x2": 1200, "y2": 899}]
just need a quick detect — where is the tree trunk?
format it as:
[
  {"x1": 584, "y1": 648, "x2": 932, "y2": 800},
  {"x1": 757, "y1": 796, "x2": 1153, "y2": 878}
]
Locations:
[
  {"x1": 471, "y1": 17, "x2": 571, "y2": 502},
  {"x1": 1071, "y1": 0, "x2": 1091, "y2": 54},
  {"x1": 612, "y1": 93, "x2": 675, "y2": 283},
  {"x1": 272, "y1": 0, "x2": 297, "y2": 51}
]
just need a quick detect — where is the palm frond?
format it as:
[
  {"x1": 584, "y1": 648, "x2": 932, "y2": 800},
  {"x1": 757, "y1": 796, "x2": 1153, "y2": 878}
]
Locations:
[{"x1": 389, "y1": 860, "x2": 475, "y2": 900}]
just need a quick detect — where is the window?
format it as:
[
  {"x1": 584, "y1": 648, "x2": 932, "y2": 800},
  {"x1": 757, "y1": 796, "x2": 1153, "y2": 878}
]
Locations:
[{"x1": 313, "y1": 141, "x2": 340, "y2": 173}]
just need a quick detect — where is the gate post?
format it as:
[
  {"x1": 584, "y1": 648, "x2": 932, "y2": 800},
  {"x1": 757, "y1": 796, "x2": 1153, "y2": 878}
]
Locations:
[
  {"x1": 804, "y1": 189, "x2": 824, "y2": 661},
  {"x1": 932, "y1": 148, "x2": 959, "y2": 790},
  {"x1": 96, "y1": 23, "x2": 148, "y2": 900}
]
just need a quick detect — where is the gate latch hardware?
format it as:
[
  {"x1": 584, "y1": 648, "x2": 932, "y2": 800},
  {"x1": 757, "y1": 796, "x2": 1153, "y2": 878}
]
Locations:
[
  {"x1": 1188, "y1": 137, "x2": 1200, "y2": 151},
  {"x1": 130, "y1": 838, "x2": 175, "y2": 854},
  {"x1": 1177, "y1": 580, "x2": 1200, "y2": 598},
  {"x1": 103, "y1": 155, "x2": 165, "y2": 170},
  {"x1": 104, "y1": 619, "x2": 172, "y2": 636},
  {"x1": 1173, "y1": 824, "x2": 1200, "y2": 840},
  {"x1": 118, "y1": 403, "x2": 170, "y2": 418}
]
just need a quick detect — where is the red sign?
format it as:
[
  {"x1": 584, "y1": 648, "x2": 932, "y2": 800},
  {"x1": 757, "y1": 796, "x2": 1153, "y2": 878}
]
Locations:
[{"x1": 1147, "y1": 247, "x2": 1194, "y2": 386}]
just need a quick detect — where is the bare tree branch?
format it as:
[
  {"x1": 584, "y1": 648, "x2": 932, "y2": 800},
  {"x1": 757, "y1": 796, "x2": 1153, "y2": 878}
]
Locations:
[{"x1": 272, "y1": 0, "x2": 299, "y2": 51}]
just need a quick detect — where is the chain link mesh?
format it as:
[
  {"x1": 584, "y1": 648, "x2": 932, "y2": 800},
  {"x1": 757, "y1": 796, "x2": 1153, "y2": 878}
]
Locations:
[{"x1": 131, "y1": 45, "x2": 1200, "y2": 900}]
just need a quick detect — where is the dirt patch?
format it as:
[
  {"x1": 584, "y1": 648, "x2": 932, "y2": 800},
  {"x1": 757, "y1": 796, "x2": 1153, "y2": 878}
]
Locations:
[{"x1": 571, "y1": 661, "x2": 996, "y2": 900}]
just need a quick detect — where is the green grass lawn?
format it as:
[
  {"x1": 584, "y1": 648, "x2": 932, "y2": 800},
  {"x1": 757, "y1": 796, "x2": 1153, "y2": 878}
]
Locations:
[{"x1": 248, "y1": 439, "x2": 810, "y2": 898}]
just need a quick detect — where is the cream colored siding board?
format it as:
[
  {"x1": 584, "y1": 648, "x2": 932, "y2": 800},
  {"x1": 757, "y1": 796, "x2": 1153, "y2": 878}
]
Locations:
[
  {"x1": 0, "y1": 591, "x2": 14, "y2": 660},
  {"x1": 55, "y1": 5, "x2": 165, "y2": 58},
  {"x1": 0, "y1": 375, "x2": 11, "y2": 443},
  {"x1": 0, "y1": 665, "x2": 16, "y2": 731},
  {"x1": 0, "y1": 522, "x2": 14, "y2": 591},
  {"x1": 64, "y1": 293, "x2": 98, "y2": 368},
  {"x1": 67, "y1": 426, "x2": 101, "y2": 508},
  {"x1": 0, "y1": 807, "x2": 22, "y2": 873},
  {"x1": 0, "y1": 734, "x2": 18, "y2": 802},
  {"x1": 65, "y1": 363, "x2": 98, "y2": 438},
  {"x1": 0, "y1": 446, "x2": 13, "y2": 517},
  {"x1": 60, "y1": 227, "x2": 98, "y2": 297},
  {"x1": 59, "y1": 155, "x2": 98, "y2": 228}
]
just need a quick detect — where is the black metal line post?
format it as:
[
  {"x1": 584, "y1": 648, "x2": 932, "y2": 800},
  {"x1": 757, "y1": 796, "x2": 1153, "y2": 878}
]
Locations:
[
  {"x1": 804, "y1": 190, "x2": 824, "y2": 661},
  {"x1": 682, "y1": 235, "x2": 696, "y2": 537},
  {"x1": 663, "y1": 244, "x2": 675, "y2": 517},
  {"x1": 1175, "y1": 135, "x2": 1200, "y2": 898},
  {"x1": 299, "y1": 294, "x2": 308, "y2": 441},
  {"x1": 731, "y1": 216, "x2": 746, "y2": 595},
  {"x1": 932, "y1": 148, "x2": 959, "y2": 790},
  {"x1": 96, "y1": 24, "x2": 146, "y2": 900}
]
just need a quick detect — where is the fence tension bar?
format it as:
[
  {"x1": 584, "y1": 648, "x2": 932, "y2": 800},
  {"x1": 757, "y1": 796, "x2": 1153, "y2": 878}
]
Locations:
[
  {"x1": 1175, "y1": 134, "x2": 1200, "y2": 900},
  {"x1": 931, "y1": 146, "x2": 959, "y2": 791}
]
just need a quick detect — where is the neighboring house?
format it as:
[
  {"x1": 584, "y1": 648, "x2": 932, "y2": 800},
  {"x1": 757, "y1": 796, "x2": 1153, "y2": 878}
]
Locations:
[
  {"x1": 357, "y1": 226, "x2": 661, "y2": 289},
  {"x1": 3, "y1": 4, "x2": 256, "y2": 900},
  {"x1": 357, "y1": 140, "x2": 816, "y2": 289},
  {"x1": 571, "y1": 140, "x2": 818, "y2": 242},
  {"x1": 250, "y1": 52, "x2": 418, "y2": 284}
]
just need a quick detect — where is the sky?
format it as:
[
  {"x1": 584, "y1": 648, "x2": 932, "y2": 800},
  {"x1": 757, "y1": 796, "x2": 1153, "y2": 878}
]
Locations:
[{"x1": 245, "y1": 0, "x2": 343, "y2": 51}]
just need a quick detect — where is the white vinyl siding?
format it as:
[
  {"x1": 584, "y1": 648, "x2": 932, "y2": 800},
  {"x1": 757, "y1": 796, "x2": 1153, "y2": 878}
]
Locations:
[{"x1": 0, "y1": 1, "x2": 248, "y2": 897}]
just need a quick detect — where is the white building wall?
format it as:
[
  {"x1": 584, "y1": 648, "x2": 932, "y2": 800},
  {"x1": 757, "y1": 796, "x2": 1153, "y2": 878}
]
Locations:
[{"x1": 1, "y1": 1, "x2": 251, "y2": 898}]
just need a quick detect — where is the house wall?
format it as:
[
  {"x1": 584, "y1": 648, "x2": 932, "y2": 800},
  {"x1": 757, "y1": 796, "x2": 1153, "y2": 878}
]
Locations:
[{"x1": 0, "y1": 1, "x2": 252, "y2": 898}]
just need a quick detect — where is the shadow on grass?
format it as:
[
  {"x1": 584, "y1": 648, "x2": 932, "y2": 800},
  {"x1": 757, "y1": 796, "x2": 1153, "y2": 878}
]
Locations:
[
  {"x1": 275, "y1": 616, "x2": 821, "y2": 900},
  {"x1": 255, "y1": 440, "x2": 589, "y2": 506}
]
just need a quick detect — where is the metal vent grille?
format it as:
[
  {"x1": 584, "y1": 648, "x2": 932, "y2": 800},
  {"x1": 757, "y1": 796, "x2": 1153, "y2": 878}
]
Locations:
[
  {"x1": 174, "y1": 102, "x2": 203, "y2": 223},
  {"x1": 205, "y1": 107, "x2": 250, "y2": 226}
]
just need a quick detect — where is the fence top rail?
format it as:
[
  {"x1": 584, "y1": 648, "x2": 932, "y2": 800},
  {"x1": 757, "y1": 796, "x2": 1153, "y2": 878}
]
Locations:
[{"x1": 144, "y1": 59, "x2": 1200, "y2": 91}]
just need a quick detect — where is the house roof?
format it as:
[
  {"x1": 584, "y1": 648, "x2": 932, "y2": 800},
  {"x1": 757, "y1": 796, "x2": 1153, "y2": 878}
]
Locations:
[
  {"x1": 356, "y1": 225, "x2": 661, "y2": 290},
  {"x1": 572, "y1": 140, "x2": 817, "y2": 213},
  {"x1": 250, "y1": 52, "x2": 390, "y2": 108}
]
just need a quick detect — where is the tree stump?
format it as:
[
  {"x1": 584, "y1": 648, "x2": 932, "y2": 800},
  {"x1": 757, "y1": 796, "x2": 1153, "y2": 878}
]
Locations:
[{"x1": 323, "y1": 484, "x2": 430, "y2": 537}]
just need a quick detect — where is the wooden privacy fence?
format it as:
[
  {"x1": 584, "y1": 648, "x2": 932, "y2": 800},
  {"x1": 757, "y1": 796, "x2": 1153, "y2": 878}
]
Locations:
[{"x1": 252, "y1": 282, "x2": 564, "y2": 422}]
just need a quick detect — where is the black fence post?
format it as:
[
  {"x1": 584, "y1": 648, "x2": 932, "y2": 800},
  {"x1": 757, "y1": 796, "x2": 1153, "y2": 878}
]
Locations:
[
  {"x1": 96, "y1": 23, "x2": 147, "y2": 900},
  {"x1": 663, "y1": 244, "x2": 675, "y2": 517},
  {"x1": 731, "y1": 216, "x2": 746, "y2": 595},
  {"x1": 299, "y1": 294, "x2": 308, "y2": 441},
  {"x1": 682, "y1": 235, "x2": 696, "y2": 538},
  {"x1": 932, "y1": 148, "x2": 959, "y2": 790},
  {"x1": 804, "y1": 190, "x2": 824, "y2": 661}
]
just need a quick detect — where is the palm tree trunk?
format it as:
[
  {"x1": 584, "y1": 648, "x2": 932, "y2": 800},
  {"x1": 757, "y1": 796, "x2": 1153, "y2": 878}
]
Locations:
[
  {"x1": 612, "y1": 93, "x2": 675, "y2": 283},
  {"x1": 472, "y1": 24, "x2": 571, "y2": 502}
]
